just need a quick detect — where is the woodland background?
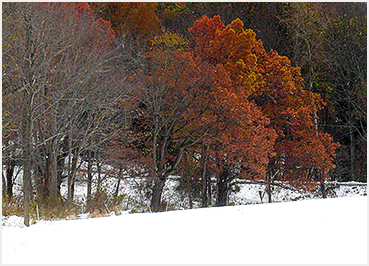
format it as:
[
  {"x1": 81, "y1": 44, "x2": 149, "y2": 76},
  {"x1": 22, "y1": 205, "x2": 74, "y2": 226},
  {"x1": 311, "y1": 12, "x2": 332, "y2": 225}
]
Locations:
[{"x1": 2, "y1": 2, "x2": 366, "y2": 226}]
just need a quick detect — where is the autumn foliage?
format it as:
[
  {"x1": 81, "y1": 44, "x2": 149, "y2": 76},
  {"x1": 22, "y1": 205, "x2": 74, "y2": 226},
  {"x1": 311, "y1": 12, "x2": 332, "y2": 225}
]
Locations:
[
  {"x1": 91, "y1": 2, "x2": 161, "y2": 39},
  {"x1": 252, "y1": 47, "x2": 340, "y2": 188},
  {"x1": 3, "y1": 3, "x2": 346, "y2": 217},
  {"x1": 188, "y1": 15, "x2": 339, "y2": 191},
  {"x1": 134, "y1": 46, "x2": 277, "y2": 208}
]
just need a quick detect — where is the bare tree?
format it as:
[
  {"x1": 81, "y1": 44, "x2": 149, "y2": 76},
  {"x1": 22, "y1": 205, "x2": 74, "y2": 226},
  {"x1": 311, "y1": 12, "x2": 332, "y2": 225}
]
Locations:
[
  {"x1": 2, "y1": 3, "x2": 131, "y2": 224},
  {"x1": 323, "y1": 4, "x2": 367, "y2": 182}
]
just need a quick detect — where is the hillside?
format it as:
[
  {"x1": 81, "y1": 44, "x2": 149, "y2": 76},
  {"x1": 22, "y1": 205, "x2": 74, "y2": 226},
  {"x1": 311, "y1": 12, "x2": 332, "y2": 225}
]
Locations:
[{"x1": 2, "y1": 196, "x2": 367, "y2": 264}]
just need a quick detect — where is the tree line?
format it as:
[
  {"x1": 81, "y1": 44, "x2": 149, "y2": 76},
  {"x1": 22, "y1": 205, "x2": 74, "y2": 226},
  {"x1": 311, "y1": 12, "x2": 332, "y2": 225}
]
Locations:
[{"x1": 2, "y1": 3, "x2": 366, "y2": 225}]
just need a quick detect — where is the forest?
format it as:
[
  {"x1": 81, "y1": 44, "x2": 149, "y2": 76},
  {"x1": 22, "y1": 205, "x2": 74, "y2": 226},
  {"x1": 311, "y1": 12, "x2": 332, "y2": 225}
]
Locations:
[{"x1": 2, "y1": 2, "x2": 367, "y2": 226}]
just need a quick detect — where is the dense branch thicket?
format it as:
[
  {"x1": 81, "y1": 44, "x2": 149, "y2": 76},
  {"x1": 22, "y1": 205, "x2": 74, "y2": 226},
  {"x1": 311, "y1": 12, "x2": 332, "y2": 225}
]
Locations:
[{"x1": 2, "y1": 2, "x2": 366, "y2": 223}]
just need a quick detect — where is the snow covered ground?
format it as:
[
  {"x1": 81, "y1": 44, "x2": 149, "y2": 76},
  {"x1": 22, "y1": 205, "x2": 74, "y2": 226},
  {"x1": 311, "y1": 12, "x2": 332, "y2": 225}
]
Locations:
[
  {"x1": 3, "y1": 166, "x2": 367, "y2": 263},
  {"x1": 63, "y1": 175, "x2": 368, "y2": 211},
  {"x1": 6, "y1": 164, "x2": 367, "y2": 211},
  {"x1": 2, "y1": 196, "x2": 367, "y2": 264}
]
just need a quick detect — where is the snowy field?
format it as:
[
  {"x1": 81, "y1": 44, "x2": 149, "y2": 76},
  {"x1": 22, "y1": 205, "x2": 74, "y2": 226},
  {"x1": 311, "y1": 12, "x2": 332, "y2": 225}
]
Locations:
[{"x1": 2, "y1": 196, "x2": 367, "y2": 264}]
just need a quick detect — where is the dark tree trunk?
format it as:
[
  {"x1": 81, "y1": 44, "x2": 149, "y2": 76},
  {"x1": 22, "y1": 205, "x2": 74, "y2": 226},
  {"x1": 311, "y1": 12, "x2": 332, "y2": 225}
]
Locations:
[
  {"x1": 57, "y1": 154, "x2": 65, "y2": 193},
  {"x1": 151, "y1": 176, "x2": 166, "y2": 212},
  {"x1": 23, "y1": 81, "x2": 34, "y2": 227},
  {"x1": 114, "y1": 167, "x2": 122, "y2": 199},
  {"x1": 216, "y1": 168, "x2": 229, "y2": 207},
  {"x1": 44, "y1": 156, "x2": 51, "y2": 200},
  {"x1": 320, "y1": 180, "x2": 327, "y2": 198},
  {"x1": 23, "y1": 8, "x2": 36, "y2": 227},
  {"x1": 187, "y1": 177, "x2": 193, "y2": 209},
  {"x1": 201, "y1": 146, "x2": 209, "y2": 207},
  {"x1": 67, "y1": 148, "x2": 79, "y2": 201},
  {"x1": 266, "y1": 171, "x2": 275, "y2": 203},
  {"x1": 267, "y1": 184, "x2": 272, "y2": 203},
  {"x1": 201, "y1": 179, "x2": 208, "y2": 207},
  {"x1": 23, "y1": 112, "x2": 33, "y2": 226},
  {"x1": 23, "y1": 154, "x2": 32, "y2": 227},
  {"x1": 267, "y1": 175, "x2": 272, "y2": 203},
  {"x1": 349, "y1": 125, "x2": 356, "y2": 181},
  {"x1": 114, "y1": 178, "x2": 121, "y2": 198},
  {"x1": 96, "y1": 162, "x2": 102, "y2": 193},
  {"x1": 207, "y1": 174, "x2": 212, "y2": 206},
  {"x1": 2, "y1": 173, "x2": 6, "y2": 200},
  {"x1": 35, "y1": 149, "x2": 51, "y2": 204},
  {"x1": 87, "y1": 150, "x2": 93, "y2": 203},
  {"x1": 35, "y1": 163, "x2": 43, "y2": 204},
  {"x1": 216, "y1": 180, "x2": 228, "y2": 206},
  {"x1": 5, "y1": 161, "x2": 15, "y2": 200},
  {"x1": 49, "y1": 141, "x2": 59, "y2": 202}
]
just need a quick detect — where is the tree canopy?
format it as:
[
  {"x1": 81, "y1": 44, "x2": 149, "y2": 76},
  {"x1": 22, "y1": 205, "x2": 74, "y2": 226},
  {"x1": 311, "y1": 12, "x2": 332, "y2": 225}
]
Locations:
[{"x1": 2, "y1": 2, "x2": 365, "y2": 221}]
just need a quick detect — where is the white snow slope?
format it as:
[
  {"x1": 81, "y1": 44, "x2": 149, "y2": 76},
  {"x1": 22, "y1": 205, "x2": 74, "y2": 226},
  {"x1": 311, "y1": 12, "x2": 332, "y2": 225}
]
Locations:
[{"x1": 2, "y1": 196, "x2": 367, "y2": 264}]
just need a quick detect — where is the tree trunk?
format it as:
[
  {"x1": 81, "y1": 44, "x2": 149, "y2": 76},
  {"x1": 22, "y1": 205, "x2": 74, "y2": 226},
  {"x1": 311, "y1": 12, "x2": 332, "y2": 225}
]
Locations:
[
  {"x1": 320, "y1": 180, "x2": 327, "y2": 198},
  {"x1": 266, "y1": 173, "x2": 272, "y2": 203},
  {"x1": 201, "y1": 146, "x2": 208, "y2": 207},
  {"x1": 216, "y1": 169, "x2": 229, "y2": 207},
  {"x1": 23, "y1": 109, "x2": 33, "y2": 226},
  {"x1": 67, "y1": 148, "x2": 79, "y2": 201},
  {"x1": 267, "y1": 186, "x2": 272, "y2": 203},
  {"x1": 5, "y1": 161, "x2": 15, "y2": 200},
  {"x1": 34, "y1": 162, "x2": 44, "y2": 204},
  {"x1": 187, "y1": 177, "x2": 193, "y2": 209},
  {"x1": 49, "y1": 140, "x2": 59, "y2": 203},
  {"x1": 150, "y1": 176, "x2": 166, "y2": 212},
  {"x1": 66, "y1": 134, "x2": 72, "y2": 200},
  {"x1": 207, "y1": 174, "x2": 212, "y2": 206},
  {"x1": 97, "y1": 162, "x2": 102, "y2": 193},
  {"x1": 349, "y1": 125, "x2": 356, "y2": 181},
  {"x1": 114, "y1": 177, "x2": 121, "y2": 198},
  {"x1": 34, "y1": 147, "x2": 50, "y2": 204},
  {"x1": 23, "y1": 152, "x2": 32, "y2": 227},
  {"x1": 23, "y1": 6, "x2": 36, "y2": 227},
  {"x1": 216, "y1": 179, "x2": 228, "y2": 206},
  {"x1": 201, "y1": 178, "x2": 208, "y2": 207},
  {"x1": 87, "y1": 150, "x2": 93, "y2": 203},
  {"x1": 23, "y1": 82, "x2": 34, "y2": 227},
  {"x1": 2, "y1": 173, "x2": 7, "y2": 200},
  {"x1": 57, "y1": 153, "x2": 65, "y2": 194}
]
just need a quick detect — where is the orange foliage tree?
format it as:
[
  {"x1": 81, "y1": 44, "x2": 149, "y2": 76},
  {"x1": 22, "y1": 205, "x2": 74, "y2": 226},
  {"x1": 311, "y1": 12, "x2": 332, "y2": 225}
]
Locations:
[
  {"x1": 203, "y1": 88, "x2": 277, "y2": 206},
  {"x1": 189, "y1": 15, "x2": 339, "y2": 198},
  {"x1": 132, "y1": 47, "x2": 276, "y2": 210},
  {"x1": 91, "y1": 2, "x2": 161, "y2": 40},
  {"x1": 251, "y1": 44, "x2": 340, "y2": 193}
]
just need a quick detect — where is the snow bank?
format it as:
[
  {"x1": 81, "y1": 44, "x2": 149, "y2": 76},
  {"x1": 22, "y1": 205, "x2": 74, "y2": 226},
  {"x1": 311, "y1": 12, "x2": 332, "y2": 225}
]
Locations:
[{"x1": 2, "y1": 196, "x2": 367, "y2": 264}]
